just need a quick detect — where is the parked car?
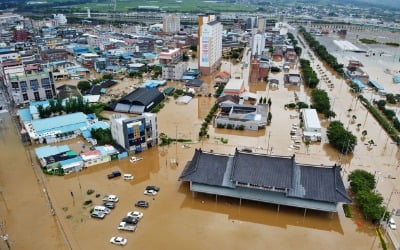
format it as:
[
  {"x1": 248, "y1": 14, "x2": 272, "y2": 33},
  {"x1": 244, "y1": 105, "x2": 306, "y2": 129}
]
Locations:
[
  {"x1": 117, "y1": 222, "x2": 136, "y2": 232},
  {"x1": 130, "y1": 156, "x2": 143, "y2": 163},
  {"x1": 122, "y1": 217, "x2": 138, "y2": 225},
  {"x1": 91, "y1": 210, "x2": 105, "y2": 219},
  {"x1": 102, "y1": 202, "x2": 115, "y2": 209},
  {"x1": 135, "y1": 200, "x2": 149, "y2": 208},
  {"x1": 123, "y1": 174, "x2": 134, "y2": 180},
  {"x1": 389, "y1": 218, "x2": 397, "y2": 230},
  {"x1": 107, "y1": 171, "x2": 121, "y2": 179},
  {"x1": 145, "y1": 186, "x2": 160, "y2": 192},
  {"x1": 127, "y1": 211, "x2": 143, "y2": 219},
  {"x1": 93, "y1": 205, "x2": 111, "y2": 214},
  {"x1": 144, "y1": 189, "x2": 157, "y2": 196},
  {"x1": 110, "y1": 236, "x2": 127, "y2": 246},
  {"x1": 102, "y1": 195, "x2": 119, "y2": 203}
]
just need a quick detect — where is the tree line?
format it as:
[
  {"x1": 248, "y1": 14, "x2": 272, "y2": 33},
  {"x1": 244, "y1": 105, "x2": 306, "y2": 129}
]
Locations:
[
  {"x1": 37, "y1": 97, "x2": 104, "y2": 119},
  {"x1": 299, "y1": 59, "x2": 319, "y2": 88},
  {"x1": 299, "y1": 27, "x2": 344, "y2": 74},
  {"x1": 311, "y1": 89, "x2": 335, "y2": 118},
  {"x1": 327, "y1": 121, "x2": 357, "y2": 154}
]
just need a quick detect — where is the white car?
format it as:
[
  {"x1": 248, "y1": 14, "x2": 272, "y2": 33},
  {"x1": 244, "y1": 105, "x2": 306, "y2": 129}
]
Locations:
[
  {"x1": 110, "y1": 236, "x2": 127, "y2": 246},
  {"x1": 123, "y1": 174, "x2": 134, "y2": 180},
  {"x1": 144, "y1": 189, "x2": 157, "y2": 196},
  {"x1": 127, "y1": 211, "x2": 143, "y2": 219},
  {"x1": 102, "y1": 195, "x2": 119, "y2": 202},
  {"x1": 389, "y1": 218, "x2": 397, "y2": 230},
  {"x1": 117, "y1": 222, "x2": 136, "y2": 232},
  {"x1": 130, "y1": 156, "x2": 143, "y2": 163}
]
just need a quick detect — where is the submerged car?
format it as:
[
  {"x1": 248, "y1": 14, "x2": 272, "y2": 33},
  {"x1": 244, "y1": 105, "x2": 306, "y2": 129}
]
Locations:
[
  {"x1": 91, "y1": 210, "x2": 105, "y2": 219},
  {"x1": 102, "y1": 202, "x2": 115, "y2": 209},
  {"x1": 127, "y1": 211, "x2": 143, "y2": 219},
  {"x1": 389, "y1": 218, "x2": 397, "y2": 230},
  {"x1": 145, "y1": 186, "x2": 160, "y2": 192},
  {"x1": 122, "y1": 217, "x2": 138, "y2": 225},
  {"x1": 102, "y1": 195, "x2": 119, "y2": 203},
  {"x1": 110, "y1": 236, "x2": 127, "y2": 246},
  {"x1": 135, "y1": 200, "x2": 149, "y2": 208},
  {"x1": 144, "y1": 189, "x2": 157, "y2": 196}
]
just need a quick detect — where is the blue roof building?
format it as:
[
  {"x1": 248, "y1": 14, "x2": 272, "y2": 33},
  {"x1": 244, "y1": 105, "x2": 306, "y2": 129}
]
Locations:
[
  {"x1": 29, "y1": 112, "x2": 88, "y2": 140},
  {"x1": 351, "y1": 79, "x2": 365, "y2": 91},
  {"x1": 35, "y1": 145, "x2": 71, "y2": 159}
]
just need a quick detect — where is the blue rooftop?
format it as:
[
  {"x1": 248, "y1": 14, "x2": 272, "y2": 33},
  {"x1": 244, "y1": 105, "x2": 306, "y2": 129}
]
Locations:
[
  {"x1": 35, "y1": 145, "x2": 70, "y2": 158},
  {"x1": 31, "y1": 112, "x2": 88, "y2": 136},
  {"x1": 18, "y1": 109, "x2": 32, "y2": 122},
  {"x1": 369, "y1": 80, "x2": 384, "y2": 90},
  {"x1": 394, "y1": 75, "x2": 400, "y2": 84},
  {"x1": 143, "y1": 52, "x2": 157, "y2": 58},
  {"x1": 351, "y1": 79, "x2": 365, "y2": 90},
  {"x1": 142, "y1": 79, "x2": 167, "y2": 89},
  {"x1": 30, "y1": 100, "x2": 50, "y2": 115},
  {"x1": 60, "y1": 156, "x2": 83, "y2": 166}
]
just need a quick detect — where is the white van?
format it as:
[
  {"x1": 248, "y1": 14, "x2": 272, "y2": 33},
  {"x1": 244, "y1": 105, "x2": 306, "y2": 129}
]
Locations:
[
  {"x1": 94, "y1": 205, "x2": 111, "y2": 214},
  {"x1": 123, "y1": 174, "x2": 134, "y2": 180}
]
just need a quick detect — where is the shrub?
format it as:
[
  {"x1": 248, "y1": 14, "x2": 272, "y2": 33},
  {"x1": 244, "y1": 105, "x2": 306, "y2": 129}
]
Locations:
[
  {"x1": 83, "y1": 200, "x2": 93, "y2": 206},
  {"x1": 86, "y1": 189, "x2": 95, "y2": 195},
  {"x1": 342, "y1": 204, "x2": 352, "y2": 218},
  {"x1": 227, "y1": 124, "x2": 234, "y2": 129}
]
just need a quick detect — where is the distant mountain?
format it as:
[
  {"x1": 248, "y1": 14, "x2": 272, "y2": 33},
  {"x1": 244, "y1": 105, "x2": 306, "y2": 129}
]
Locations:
[{"x1": 332, "y1": 0, "x2": 398, "y2": 9}]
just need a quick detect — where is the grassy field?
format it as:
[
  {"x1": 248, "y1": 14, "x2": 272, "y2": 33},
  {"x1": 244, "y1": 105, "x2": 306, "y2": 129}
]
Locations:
[{"x1": 70, "y1": 0, "x2": 258, "y2": 12}]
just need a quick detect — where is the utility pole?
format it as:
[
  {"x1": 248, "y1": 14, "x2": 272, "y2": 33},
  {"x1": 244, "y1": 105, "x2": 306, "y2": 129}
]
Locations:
[{"x1": 0, "y1": 219, "x2": 11, "y2": 250}]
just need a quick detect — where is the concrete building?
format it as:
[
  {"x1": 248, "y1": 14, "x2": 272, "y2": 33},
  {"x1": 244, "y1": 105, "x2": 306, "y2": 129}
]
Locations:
[
  {"x1": 110, "y1": 113, "x2": 158, "y2": 153},
  {"x1": 246, "y1": 17, "x2": 257, "y2": 30},
  {"x1": 249, "y1": 56, "x2": 269, "y2": 83},
  {"x1": 180, "y1": 149, "x2": 351, "y2": 213},
  {"x1": 40, "y1": 49, "x2": 68, "y2": 62},
  {"x1": 2, "y1": 63, "x2": 56, "y2": 105},
  {"x1": 223, "y1": 78, "x2": 245, "y2": 96},
  {"x1": 198, "y1": 15, "x2": 222, "y2": 75},
  {"x1": 159, "y1": 48, "x2": 187, "y2": 80},
  {"x1": 257, "y1": 17, "x2": 266, "y2": 33},
  {"x1": 52, "y1": 14, "x2": 68, "y2": 25},
  {"x1": 214, "y1": 104, "x2": 268, "y2": 130},
  {"x1": 251, "y1": 33, "x2": 265, "y2": 56},
  {"x1": 163, "y1": 14, "x2": 180, "y2": 33},
  {"x1": 301, "y1": 109, "x2": 322, "y2": 142},
  {"x1": 0, "y1": 49, "x2": 19, "y2": 63}
]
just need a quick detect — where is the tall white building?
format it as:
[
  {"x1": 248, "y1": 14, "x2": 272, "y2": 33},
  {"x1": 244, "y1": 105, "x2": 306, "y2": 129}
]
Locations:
[
  {"x1": 257, "y1": 17, "x2": 266, "y2": 33},
  {"x1": 163, "y1": 14, "x2": 180, "y2": 33},
  {"x1": 198, "y1": 15, "x2": 222, "y2": 75},
  {"x1": 251, "y1": 33, "x2": 265, "y2": 56}
]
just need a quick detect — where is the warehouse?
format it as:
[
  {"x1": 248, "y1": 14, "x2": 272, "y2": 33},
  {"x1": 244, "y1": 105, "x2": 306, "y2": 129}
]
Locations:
[
  {"x1": 113, "y1": 88, "x2": 164, "y2": 114},
  {"x1": 301, "y1": 108, "x2": 322, "y2": 142}
]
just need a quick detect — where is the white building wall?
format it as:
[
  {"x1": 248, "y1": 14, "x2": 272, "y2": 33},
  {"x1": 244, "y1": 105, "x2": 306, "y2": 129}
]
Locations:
[
  {"x1": 163, "y1": 14, "x2": 180, "y2": 33},
  {"x1": 251, "y1": 33, "x2": 265, "y2": 56},
  {"x1": 199, "y1": 21, "x2": 222, "y2": 69},
  {"x1": 110, "y1": 114, "x2": 127, "y2": 148}
]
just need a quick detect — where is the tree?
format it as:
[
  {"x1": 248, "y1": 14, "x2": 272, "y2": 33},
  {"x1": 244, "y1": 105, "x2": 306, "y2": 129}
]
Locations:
[
  {"x1": 348, "y1": 169, "x2": 376, "y2": 193},
  {"x1": 327, "y1": 121, "x2": 357, "y2": 154},
  {"x1": 91, "y1": 128, "x2": 113, "y2": 145},
  {"x1": 102, "y1": 73, "x2": 113, "y2": 80},
  {"x1": 189, "y1": 45, "x2": 197, "y2": 51},
  {"x1": 259, "y1": 97, "x2": 263, "y2": 104},
  {"x1": 267, "y1": 112, "x2": 272, "y2": 125},
  {"x1": 362, "y1": 130, "x2": 368, "y2": 138},
  {"x1": 182, "y1": 52, "x2": 189, "y2": 61},
  {"x1": 77, "y1": 80, "x2": 91, "y2": 93},
  {"x1": 311, "y1": 89, "x2": 331, "y2": 117},
  {"x1": 357, "y1": 123, "x2": 362, "y2": 131},
  {"x1": 268, "y1": 98, "x2": 272, "y2": 107},
  {"x1": 351, "y1": 115, "x2": 357, "y2": 124},
  {"x1": 37, "y1": 105, "x2": 45, "y2": 119}
]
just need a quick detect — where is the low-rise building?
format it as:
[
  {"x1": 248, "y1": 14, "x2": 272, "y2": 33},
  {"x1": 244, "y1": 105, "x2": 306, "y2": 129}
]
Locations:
[
  {"x1": 301, "y1": 108, "x2": 322, "y2": 142},
  {"x1": 110, "y1": 113, "x2": 158, "y2": 153},
  {"x1": 179, "y1": 149, "x2": 351, "y2": 213},
  {"x1": 214, "y1": 104, "x2": 268, "y2": 130},
  {"x1": 223, "y1": 78, "x2": 245, "y2": 96},
  {"x1": 40, "y1": 49, "x2": 68, "y2": 62},
  {"x1": 112, "y1": 88, "x2": 164, "y2": 114}
]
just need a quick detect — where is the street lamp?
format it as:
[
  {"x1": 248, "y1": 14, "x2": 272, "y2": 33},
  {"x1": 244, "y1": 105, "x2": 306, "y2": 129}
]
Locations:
[{"x1": 380, "y1": 188, "x2": 400, "y2": 230}]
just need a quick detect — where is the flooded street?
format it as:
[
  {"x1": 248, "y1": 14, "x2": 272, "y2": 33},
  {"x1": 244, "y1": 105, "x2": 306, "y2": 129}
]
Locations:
[{"x1": 2, "y1": 31, "x2": 400, "y2": 249}]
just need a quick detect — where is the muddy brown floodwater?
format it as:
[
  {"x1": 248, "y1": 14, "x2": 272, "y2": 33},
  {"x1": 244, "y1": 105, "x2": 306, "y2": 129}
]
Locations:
[{"x1": 2, "y1": 32, "x2": 400, "y2": 249}]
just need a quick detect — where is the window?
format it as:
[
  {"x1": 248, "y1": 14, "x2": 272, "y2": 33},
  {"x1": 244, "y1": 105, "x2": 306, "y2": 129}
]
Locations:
[
  {"x1": 45, "y1": 89, "x2": 53, "y2": 99},
  {"x1": 11, "y1": 82, "x2": 19, "y2": 89},
  {"x1": 22, "y1": 93, "x2": 28, "y2": 101},
  {"x1": 20, "y1": 81, "x2": 27, "y2": 92},
  {"x1": 34, "y1": 92, "x2": 40, "y2": 101},
  {"x1": 41, "y1": 78, "x2": 51, "y2": 89},
  {"x1": 30, "y1": 79, "x2": 39, "y2": 91}
]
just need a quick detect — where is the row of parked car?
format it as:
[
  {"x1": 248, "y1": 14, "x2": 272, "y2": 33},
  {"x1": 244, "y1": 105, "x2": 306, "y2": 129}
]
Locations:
[
  {"x1": 91, "y1": 195, "x2": 120, "y2": 219},
  {"x1": 105, "y1": 186, "x2": 160, "y2": 246}
]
